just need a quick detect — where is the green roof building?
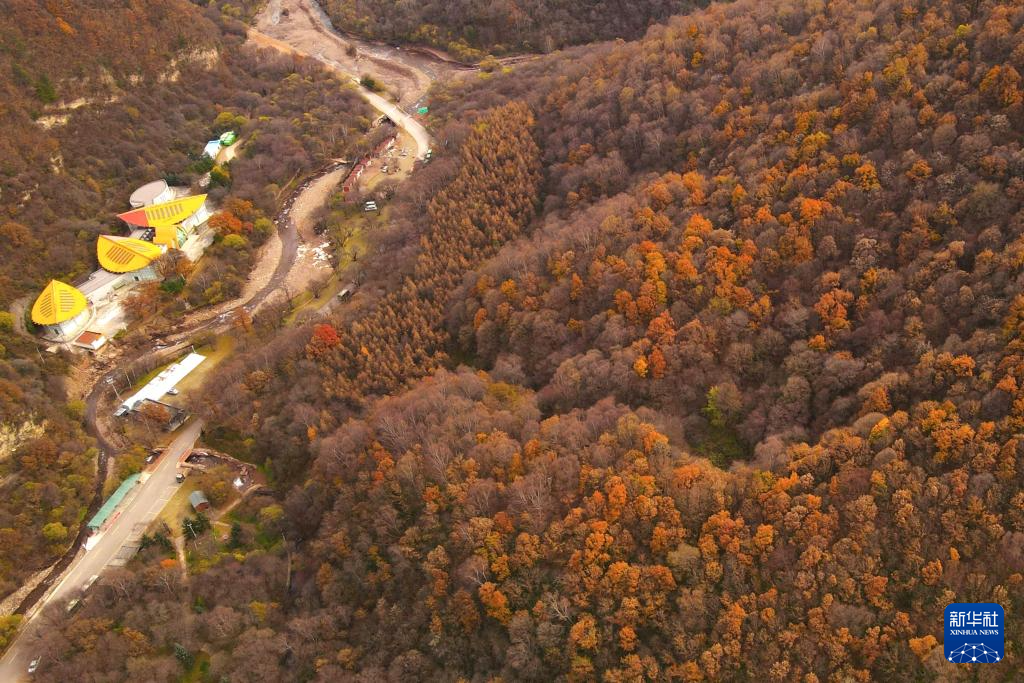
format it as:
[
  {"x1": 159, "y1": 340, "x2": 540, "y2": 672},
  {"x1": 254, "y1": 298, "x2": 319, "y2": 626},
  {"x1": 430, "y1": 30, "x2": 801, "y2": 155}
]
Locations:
[{"x1": 87, "y1": 474, "x2": 141, "y2": 531}]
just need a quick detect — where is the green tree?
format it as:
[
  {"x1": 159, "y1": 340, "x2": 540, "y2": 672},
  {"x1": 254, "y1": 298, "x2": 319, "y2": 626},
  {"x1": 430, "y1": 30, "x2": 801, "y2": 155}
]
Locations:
[
  {"x1": 34, "y1": 74, "x2": 56, "y2": 103},
  {"x1": 0, "y1": 615, "x2": 23, "y2": 649},
  {"x1": 222, "y1": 234, "x2": 248, "y2": 250},
  {"x1": 42, "y1": 521, "x2": 68, "y2": 543},
  {"x1": 173, "y1": 642, "x2": 195, "y2": 669}
]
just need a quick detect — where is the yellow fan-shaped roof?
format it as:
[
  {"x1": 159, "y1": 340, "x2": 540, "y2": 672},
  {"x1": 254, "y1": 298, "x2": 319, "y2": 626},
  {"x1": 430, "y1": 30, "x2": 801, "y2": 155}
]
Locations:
[
  {"x1": 97, "y1": 235, "x2": 163, "y2": 273},
  {"x1": 31, "y1": 280, "x2": 87, "y2": 325},
  {"x1": 117, "y1": 194, "x2": 207, "y2": 228}
]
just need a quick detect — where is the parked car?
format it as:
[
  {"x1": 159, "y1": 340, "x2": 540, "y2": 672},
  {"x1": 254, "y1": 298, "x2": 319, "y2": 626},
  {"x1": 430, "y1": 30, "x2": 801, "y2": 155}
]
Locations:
[
  {"x1": 66, "y1": 598, "x2": 80, "y2": 613},
  {"x1": 28, "y1": 658, "x2": 39, "y2": 675},
  {"x1": 82, "y1": 575, "x2": 98, "y2": 592},
  {"x1": 166, "y1": 387, "x2": 179, "y2": 396},
  {"x1": 145, "y1": 453, "x2": 156, "y2": 464},
  {"x1": 175, "y1": 471, "x2": 186, "y2": 483}
]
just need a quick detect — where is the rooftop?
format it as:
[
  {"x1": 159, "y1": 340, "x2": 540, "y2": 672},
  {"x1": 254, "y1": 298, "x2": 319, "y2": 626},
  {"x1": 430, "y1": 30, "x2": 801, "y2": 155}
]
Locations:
[
  {"x1": 97, "y1": 235, "x2": 164, "y2": 273},
  {"x1": 189, "y1": 490, "x2": 210, "y2": 509},
  {"x1": 117, "y1": 352, "x2": 206, "y2": 414},
  {"x1": 31, "y1": 280, "x2": 87, "y2": 325},
  {"x1": 73, "y1": 330, "x2": 107, "y2": 351},
  {"x1": 76, "y1": 266, "x2": 122, "y2": 296},
  {"x1": 153, "y1": 224, "x2": 186, "y2": 249},
  {"x1": 117, "y1": 194, "x2": 208, "y2": 228},
  {"x1": 87, "y1": 473, "x2": 141, "y2": 531},
  {"x1": 128, "y1": 180, "x2": 171, "y2": 208}
]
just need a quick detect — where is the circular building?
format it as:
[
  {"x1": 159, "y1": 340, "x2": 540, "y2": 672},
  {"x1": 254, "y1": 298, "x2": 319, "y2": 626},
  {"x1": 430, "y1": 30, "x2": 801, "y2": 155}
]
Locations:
[
  {"x1": 128, "y1": 180, "x2": 174, "y2": 209},
  {"x1": 31, "y1": 280, "x2": 90, "y2": 341}
]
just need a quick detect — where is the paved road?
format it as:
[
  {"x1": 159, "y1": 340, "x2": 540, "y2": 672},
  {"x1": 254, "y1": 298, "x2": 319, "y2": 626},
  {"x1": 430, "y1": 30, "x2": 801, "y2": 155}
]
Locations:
[
  {"x1": 0, "y1": 156, "x2": 328, "y2": 675},
  {"x1": 0, "y1": 420, "x2": 203, "y2": 681},
  {"x1": 0, "y1": 5, "x2": 439, "y2": 677}
]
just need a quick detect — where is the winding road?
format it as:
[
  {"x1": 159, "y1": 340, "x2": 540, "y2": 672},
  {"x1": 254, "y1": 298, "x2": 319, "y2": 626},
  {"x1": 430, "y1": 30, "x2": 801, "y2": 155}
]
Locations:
[
  {"x1": 250, "y1": 0, "x2": 432, "y2": 157},
  {"x1": 0, "y1": 2, "x2": 438, "y2": 678}
]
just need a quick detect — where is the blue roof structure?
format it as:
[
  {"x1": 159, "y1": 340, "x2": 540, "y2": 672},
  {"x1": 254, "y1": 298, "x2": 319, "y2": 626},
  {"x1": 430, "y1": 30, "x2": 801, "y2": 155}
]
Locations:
[{"x1": 189, "y1": 490, "x2": 210, "y2": 510}]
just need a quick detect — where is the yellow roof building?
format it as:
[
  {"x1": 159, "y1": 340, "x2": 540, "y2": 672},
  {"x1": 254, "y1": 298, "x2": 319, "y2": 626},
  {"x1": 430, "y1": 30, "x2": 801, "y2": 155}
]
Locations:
[
  {"x1": 97, "y1": 235, "x2": 164, "y2": 273},
  {"x1": 31, "y1": 280, "x2": 88, "y2": 325},
  {"x1": 116, "y1": 195, "x2": 207, "y2": 228},
  {"x1": 153, "y1": 224, "x2": 185, "y2": 249}
]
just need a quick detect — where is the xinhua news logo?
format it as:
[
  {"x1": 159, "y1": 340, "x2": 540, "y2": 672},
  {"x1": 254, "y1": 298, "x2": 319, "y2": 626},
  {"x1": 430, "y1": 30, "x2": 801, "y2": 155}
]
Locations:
[{"x1": 944, "y1": 603, "x2": 1004, "y2": 663}]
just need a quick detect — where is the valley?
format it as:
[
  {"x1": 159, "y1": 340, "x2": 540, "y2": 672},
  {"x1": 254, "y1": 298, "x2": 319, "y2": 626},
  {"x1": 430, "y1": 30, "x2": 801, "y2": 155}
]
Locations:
[{"x1": 3, "y1": 0, "x2": 1024, "y2": 680}]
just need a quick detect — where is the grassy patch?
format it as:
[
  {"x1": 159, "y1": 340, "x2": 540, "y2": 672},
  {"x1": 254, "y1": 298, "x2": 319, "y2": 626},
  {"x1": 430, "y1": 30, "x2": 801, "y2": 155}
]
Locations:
[
  {"x1": 174, "y1": 335, "x2": 235, "y2": 396},
  {"x1": 284, "y1": 272, "x2": 347, "y2": 323},
  {"x1": 180, "y1": 649, "x2": 210, "y2": 682},
  {"x1": 695, "y1": 425, "x2": 750, "y2": 469},
  {"x1": 158, "y1": 477, "x2": 202, "y2": 531}
]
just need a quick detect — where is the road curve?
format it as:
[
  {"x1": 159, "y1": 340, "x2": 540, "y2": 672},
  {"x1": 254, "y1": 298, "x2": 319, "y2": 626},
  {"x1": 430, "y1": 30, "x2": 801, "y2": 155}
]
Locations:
[
  {"x1": 348, "y1": 75, "x2": 431, "y2": 160},
  {"x1": 246, "y1": 31, "x2": 432, "y2": 158},
  {"x1": 0, "y1": 8, "x2": 439, "y2": 679}
]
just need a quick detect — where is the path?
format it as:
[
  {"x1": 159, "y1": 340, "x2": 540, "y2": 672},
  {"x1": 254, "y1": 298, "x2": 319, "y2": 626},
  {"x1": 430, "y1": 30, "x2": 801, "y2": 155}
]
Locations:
[
  {"x1": 0, "y1": 2, "x2": 443, "y2": 677},
  {"x1": 249, "y1": 0, "x2": 432, "y2": 158},
  {"x1": 0, "y1": 421, "x2": 203, "y2": 680},
  {"x1": 255, "y1": 0, "x2": 442, "y2": 107}
]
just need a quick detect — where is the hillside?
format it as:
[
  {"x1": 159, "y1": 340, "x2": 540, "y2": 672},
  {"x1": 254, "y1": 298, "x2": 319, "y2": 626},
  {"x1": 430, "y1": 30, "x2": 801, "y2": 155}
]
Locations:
[
  {"x1": 1, "y1": 1, "x2": 375, "y2": 312},
  {"x1": 0, "y1": 0, "x2": 373, "y2": 610},
  {"x1": 318, "y1": 0, "x2": 708, "y2": 59},
  {"x1": 0, "y1": 0, "x2": 218, "y2": 214},
  {"x1": 0, "y1": 0, "x2": 222, "y2": 607},
  {"x1": 23, "y1": 0, "x2": 1024, "y2": 680}
]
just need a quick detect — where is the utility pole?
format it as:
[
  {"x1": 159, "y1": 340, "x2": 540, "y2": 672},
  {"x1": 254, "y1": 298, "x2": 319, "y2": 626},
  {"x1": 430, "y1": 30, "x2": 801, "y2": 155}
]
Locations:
[{"x1": 107, "y1": 376, "x2": 121, "y2": 401}]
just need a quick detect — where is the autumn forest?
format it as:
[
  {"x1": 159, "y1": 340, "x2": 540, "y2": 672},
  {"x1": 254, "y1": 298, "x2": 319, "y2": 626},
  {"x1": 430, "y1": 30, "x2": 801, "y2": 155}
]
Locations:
[{"x1": 5, "y1": 0, "x2": 1024, "y2": 680}]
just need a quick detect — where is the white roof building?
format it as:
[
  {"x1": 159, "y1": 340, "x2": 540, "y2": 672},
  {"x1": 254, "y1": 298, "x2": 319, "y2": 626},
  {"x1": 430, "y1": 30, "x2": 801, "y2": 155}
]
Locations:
[
  {"x1": 129, "y1": 180, "x2": 175, "y2": 208},
  {"x1": 115, "y1": 352, "x2": 206, "y2": 415}
]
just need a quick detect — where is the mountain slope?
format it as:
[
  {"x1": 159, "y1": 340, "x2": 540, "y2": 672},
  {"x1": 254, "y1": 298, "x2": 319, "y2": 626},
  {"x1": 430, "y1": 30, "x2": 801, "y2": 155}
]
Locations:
[
  {"x1": 25, "y1": 0, "x2": 1024, "y2": 680},
  {"x1": 319, "y1": 0, "x2": 710, "y2": 58},
  {"x1": 0, "y1": 0, "x2": 374, "y2": 607}
]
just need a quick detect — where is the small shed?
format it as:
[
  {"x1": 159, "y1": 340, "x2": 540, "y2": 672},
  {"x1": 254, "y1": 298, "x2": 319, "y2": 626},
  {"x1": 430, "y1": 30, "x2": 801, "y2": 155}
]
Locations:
[
  {"x1": 189, "y1": 490, "x2": 211, "y2": 512},
  {"x1": 73, "y1": 330, "x2": 108, "y2": 352}
]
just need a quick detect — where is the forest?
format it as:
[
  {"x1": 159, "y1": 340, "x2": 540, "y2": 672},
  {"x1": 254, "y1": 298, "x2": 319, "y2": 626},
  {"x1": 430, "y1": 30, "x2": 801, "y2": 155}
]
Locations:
[
  {"x1": 318, "y1": 0, "x2": 709, "y2": 59},
  {"x1": 0, "y1": 0, "x2": 373, "y2": 607},
  {"x1": 18, "y1": 0, "x2": 1024, "y2": 680}
]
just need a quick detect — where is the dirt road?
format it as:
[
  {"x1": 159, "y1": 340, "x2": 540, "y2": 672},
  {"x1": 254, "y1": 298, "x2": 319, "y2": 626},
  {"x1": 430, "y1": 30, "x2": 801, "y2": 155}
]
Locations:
[
  {"x1": 255, "y1": 0, "x2": 450, "y2": 106},
  {"x1": 0, "y1": 4, "x2": 447, "y2": 676},
  {"x1": 250, "y1": 1, "x2": 432, "y2": 158}
]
